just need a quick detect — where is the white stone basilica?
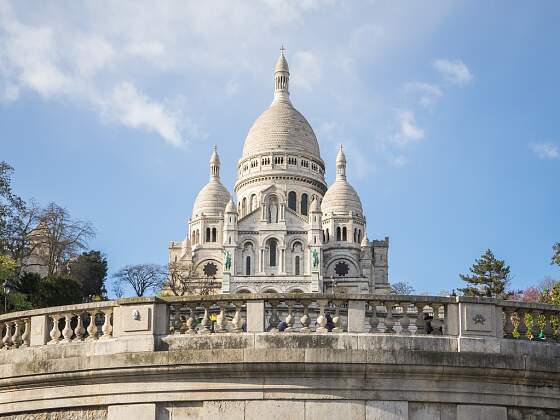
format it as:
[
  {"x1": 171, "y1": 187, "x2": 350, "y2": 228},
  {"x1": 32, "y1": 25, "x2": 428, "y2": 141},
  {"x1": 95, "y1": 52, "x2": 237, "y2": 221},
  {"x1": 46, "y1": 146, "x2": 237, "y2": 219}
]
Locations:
[{"x1": 169, "y1": 51, "x2": 391, "y2": 294}]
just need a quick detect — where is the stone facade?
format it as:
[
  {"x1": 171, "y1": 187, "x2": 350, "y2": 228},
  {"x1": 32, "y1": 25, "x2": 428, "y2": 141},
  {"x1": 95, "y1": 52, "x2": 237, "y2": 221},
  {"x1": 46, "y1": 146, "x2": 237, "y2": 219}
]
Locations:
[{"x1": 169, "y1": 51, "x2": 391, "y2": 294}]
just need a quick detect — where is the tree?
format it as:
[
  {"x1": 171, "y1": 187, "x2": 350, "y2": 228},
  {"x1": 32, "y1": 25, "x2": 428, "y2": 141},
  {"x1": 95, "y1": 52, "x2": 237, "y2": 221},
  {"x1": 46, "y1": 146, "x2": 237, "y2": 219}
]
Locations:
[
  {"x1": 459, "y1": 249, "x2": 511, "y2": 298},
  {"x1": 0, "y1": 162, "x2": 25, "y2": 229},
  {"x1": 68, "y1": 251, "x2": 108, "y2": 300},
  {"x1": 164, "y1": 261, "x2": 215, "y2": 296},
  {"x1": 390, "y1": 281, "x2": 415, "y2": 295},
  {"x1": 552, "y1": 242, "x2": 560, "y2": 267},
  {"x1": 113, "y1": 264, "x2": 166, "y2": 297},
  {"x1": 33, "y1": 203, "x2": 95, "y2": 276}
]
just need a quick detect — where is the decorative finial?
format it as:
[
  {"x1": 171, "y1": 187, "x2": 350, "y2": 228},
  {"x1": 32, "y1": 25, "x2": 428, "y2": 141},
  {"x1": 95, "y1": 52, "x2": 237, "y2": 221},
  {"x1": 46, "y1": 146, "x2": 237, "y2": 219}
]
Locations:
[
  {"x1": 280, "y1": 45, "x2": 285, "y2": 55},
  {"x1": 213, "y1": 145, "x2": 217, "y2": 152}
]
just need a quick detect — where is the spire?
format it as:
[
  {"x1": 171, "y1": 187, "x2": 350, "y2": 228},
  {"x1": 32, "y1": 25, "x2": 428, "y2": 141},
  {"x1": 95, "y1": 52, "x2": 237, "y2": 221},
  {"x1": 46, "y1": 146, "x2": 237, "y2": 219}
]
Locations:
[
  {"x1": 273, "y1": 46, "x2": 290, "y2": 104},
  {"x1": 336, "y1": 145, "x2": 346, "y2": 180},
  {"x1": 209, "y1": 145, "x2": 220, "y2": 179}
]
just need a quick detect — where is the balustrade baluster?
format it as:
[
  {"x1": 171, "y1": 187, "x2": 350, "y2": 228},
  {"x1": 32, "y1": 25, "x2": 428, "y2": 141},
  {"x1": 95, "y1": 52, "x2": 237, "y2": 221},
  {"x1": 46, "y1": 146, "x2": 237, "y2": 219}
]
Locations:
[
  {"x1": 368, "y1": 302, "x2": 379, "y2": 333},
  {"x1": 3, "y1": 322, "x2": 13, "y2": 349},
  {"x1": 171, "y1": 305, "x2": 182, "y2": 334},
  {"x1": 12, "y1": 320, "x2": 23, "y2": 348},
  {"x1": 503, "y1": 307, "x2": 515, "y2": 338},
  {"x1": 332, "y1": 301, "x2": 342, "y2": 333},
  {"x1": 185, "y1": 305, "x2": 196, "y2": 334},
  {"x1": 198, "y1": 304, "x2": 211, "y2": 334},
  {"x1": 101, "y1": 309, "x2": 113, "y2": 339},
  {"x1": 384, "y1": 303, "x2": 395, "y2": 333},
  {"x1": 530, "y1": 310, "x2": 541, "y2": 340},
  {"x1": 517, "y1": 309, "x2": 528, "y2": 339},
  {"x1": 74, "y1": 313, "x2": 85, "y2": 341},
  {"x1": 400, "y1": 302, "x2": 411, "y2": 334},
  {"x1": 86, "y1": 311, "x2": 99, "y2": 340},
  {"x1": 542, "y1": 311, "x2": 554, "y2": 340},
  {"x1": 0, "y1": 323, "x2": 5, "y2": 350},
  {"x1": 49, "y1": 315, "x2": 62, "y2": 344},
  {"x1": 216, "y1": 302, "x2": 227, "y2": 333},
  {"x1": 232, "y1": 302, "x2": 244, "y2": 333},
  {"x1": 284, "y1": 301, "x2": 295, "y2": 332},
  {"x1": 431, "y1": 304, "x2": 443, "y2": 335},
  {"x1": 299, "y1": 301, "x2": 311, "y2": 332},
  {"x1": 414, "y1": 303, "x2": 426, "y2": 335},
  {"x1": 21, "y1": 318, "x2": 30, "y2": 347},
  {"x1": 315, "y1": 300, "x2": 328, "y2": 333},
  {"x1": 268, "y1": 301, "x2": 280, "y2": 333},
  {"x1": 61, "y1": 313, "x2": 74, "y2": 342}
]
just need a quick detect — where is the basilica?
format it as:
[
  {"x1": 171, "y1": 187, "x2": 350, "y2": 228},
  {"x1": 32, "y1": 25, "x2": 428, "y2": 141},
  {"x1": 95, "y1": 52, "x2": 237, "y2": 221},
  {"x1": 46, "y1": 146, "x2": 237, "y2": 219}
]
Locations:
[{"x1": 169, "y1": 50, "x2": 391, "y2": 294}]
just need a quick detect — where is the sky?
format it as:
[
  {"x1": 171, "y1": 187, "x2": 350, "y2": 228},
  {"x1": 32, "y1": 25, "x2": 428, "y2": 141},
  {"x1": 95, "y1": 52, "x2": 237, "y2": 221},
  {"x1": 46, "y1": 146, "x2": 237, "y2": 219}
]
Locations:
[{"x1": 0, "y1": 1, "x2": 559, "y2": 296}]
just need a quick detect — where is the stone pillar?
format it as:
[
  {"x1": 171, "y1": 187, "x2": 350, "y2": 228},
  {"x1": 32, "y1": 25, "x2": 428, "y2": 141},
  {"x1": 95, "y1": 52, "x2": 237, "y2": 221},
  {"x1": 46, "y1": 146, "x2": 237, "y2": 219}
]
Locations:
[
  {"x1": 456, "y1": 297, "x2": 500, "y2": 353},
  {"x1": 222, "y1": 272, "x2": 231, "y2": 293},
  {"x1": 29, "y1": 315, "x2": 50, "y2": 346},
  {"x1": 347, "y1": 300, "x2": 366, "y2": 333},
  {"x1": 247, "y1": 300, "x2": 265, "y2": 332}
]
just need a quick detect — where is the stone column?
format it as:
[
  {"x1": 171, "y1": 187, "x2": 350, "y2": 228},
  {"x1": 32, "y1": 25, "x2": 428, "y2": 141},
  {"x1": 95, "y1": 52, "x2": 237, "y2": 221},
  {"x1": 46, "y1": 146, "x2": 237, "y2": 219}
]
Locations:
[
  {"x1": 247, "y1": 300, "x2": 265, "y2": 332},
  {"x1": 347, "y1": 300, "x2": 365, "y2": 333}
]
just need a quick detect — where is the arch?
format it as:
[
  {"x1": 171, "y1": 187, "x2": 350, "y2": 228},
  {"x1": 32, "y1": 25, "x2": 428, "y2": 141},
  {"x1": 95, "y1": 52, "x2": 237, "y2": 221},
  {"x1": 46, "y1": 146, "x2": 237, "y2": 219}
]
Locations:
[
  {"x1": 326, "y1": 228, "x2": 330, "y2": 243},
  {"x1": 268, "y1": 195, "x2": 279, "y2": 223},
  {"x1": 268, "y1": 238, "x2": 278, "y2": 267},
  {"x1": 245, "y1": 256, "x2": 251, "y2": 276},
  {"x1": 336, "y1": 226, "x2": 341, "y2": 241},
  {"x1": 301, "y1": 193, "x2": 308, "y2": 216},
  {"x1": 286, "y1": 287, "x2": 304, "y2": 293},
  {"x1": 242, "y1": 197, "x2": 247, "y2": 216},
  {"x1": 358, "y1": 229, "x2": 362, "y2": 242},
  {"x1": 288, "y1": 191, "x2": 297, "y2": 211},
  {"x1": 353, "y1": 228, "x2": 357, "y2": 242},
  {"x1": 205, "y1": 227, "x2": 211, "y2": 242},
  {"x1": 250, "y1": 194, "x2": 257, "y2": 212},
  {"x1": 236, "y1": 289, "x2": 251, "y2": 294},
  {"x1": 295, "y1": 255, "x2": 300, "y2": 275},
  {"x1": 342, "y1": 226, "x2": 347, "y2": 241},
  {"x1": 261, "y1": 288, "x2": 279, "y2": 293},
  {"x1": 211, "y1": 227, "x2": 217, "y2": 242}
]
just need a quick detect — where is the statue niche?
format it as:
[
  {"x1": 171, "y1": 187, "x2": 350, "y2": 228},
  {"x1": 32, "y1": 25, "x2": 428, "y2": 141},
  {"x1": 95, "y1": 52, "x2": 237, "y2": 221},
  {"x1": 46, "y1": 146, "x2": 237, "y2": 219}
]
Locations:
[{"x1": 268, "y1": 196, "x2": 279, "y2": 223}]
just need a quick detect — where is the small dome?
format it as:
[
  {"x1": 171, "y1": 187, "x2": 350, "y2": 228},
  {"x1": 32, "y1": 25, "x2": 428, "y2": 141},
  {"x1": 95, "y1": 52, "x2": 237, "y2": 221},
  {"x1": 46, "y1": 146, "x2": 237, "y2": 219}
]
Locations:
[
  {"x1": 310, "y1": 196, "x2": 321, "y2": 213},
  {"x1": 225, "y1": 199, "x2": 237, "y2": 213},
  {"x1": 242, "y1": 101, "x2": 321, "y2": 159},
  {"x1": 192, "y1": 180, "x2": 231, "y2": 217},
  {"x1": 336, "y1": 146, "x2": 346, "y2": 165},
  {"x1": 321, "y1": 179, "x2": 363, "y2": 217},
  {"x1": 275, "y1": 51, "x2": 289, "y2": 73},
  {"x1": 210, "y1": 146, "x2": 220, "y2": 165}
]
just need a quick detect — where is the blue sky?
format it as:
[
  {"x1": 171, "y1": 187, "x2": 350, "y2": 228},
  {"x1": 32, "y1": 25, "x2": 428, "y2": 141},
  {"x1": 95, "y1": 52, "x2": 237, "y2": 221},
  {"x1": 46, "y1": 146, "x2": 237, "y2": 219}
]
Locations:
[{"x1": 1, "y1": 1, "x2": 558, "y2": 295}]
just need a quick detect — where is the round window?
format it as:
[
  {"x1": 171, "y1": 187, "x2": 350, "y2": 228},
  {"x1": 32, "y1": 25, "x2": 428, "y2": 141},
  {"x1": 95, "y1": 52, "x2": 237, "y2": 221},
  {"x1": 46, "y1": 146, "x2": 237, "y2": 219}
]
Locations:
[
  {"x1": 203, "y1": 262, "x2": 218, "y2": 278},
  {"x1": 334, "y1": 261, "x2": 349, "y2": 277}
]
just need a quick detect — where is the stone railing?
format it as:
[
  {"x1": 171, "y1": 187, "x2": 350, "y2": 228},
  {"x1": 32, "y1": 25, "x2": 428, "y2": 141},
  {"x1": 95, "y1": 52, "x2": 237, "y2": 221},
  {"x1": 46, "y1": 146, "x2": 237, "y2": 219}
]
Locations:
[{"x1": 1, "y1": 294, "x2": 560, "y2": 350}]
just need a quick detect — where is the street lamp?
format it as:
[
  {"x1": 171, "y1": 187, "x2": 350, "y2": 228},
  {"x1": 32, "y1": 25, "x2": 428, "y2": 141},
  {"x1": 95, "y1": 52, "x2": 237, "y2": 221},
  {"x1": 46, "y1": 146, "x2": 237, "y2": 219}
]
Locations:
[{"x1": 3, "y1": 280, "x2": 10, "y2": 313}]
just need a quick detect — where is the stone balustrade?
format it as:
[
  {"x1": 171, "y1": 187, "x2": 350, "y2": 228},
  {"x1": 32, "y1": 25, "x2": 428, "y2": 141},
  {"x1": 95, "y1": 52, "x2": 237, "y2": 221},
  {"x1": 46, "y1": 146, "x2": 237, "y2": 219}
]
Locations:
[{"x1": 1, "y1": 294, "x2": 560, "y2": 350}]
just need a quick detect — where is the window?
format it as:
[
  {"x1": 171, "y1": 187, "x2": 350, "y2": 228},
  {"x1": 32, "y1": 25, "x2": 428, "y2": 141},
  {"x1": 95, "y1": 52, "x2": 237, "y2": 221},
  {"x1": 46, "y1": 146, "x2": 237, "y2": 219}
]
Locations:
[
  {"x1": 334, "y1": 261, "x2": 350, "y2": 277},
  {"x1": 301, "y1": 193, "x2": 308, "y2": 216},
  {"x1": 269, "y1": 239, "x2": 277, "y2": 267},
  {"x1": 326, "y1": 228, "x2": 330, "y2": 242},
  {"x1": 206, "y1": 227, "x2": 211, "y2": 242},
  {"x1": 336, "y1": 226, "x2": 341, "y2": 241},
  {"x1": 358, "y1": 229, "x2": 362, "y2": 242},
  {"x1": 295, "y1": 256, "x2": 300, "y2": 275},
  {"x1": 203, "y1": 262, "x2": 218, "y2": 278},
  {"x1": 212, "y1": 227, "x2": 217, "y2": 242},
  {"x1": 342, "y1": 227, "x2": 347, "y2": 241},
  {"x1": 242, "y1": 197, "x2": 247, "y2": 216},
  {"x1": 250, "y1": 194, "x2": 257, "y2": 212},
  {"x1": 288, "y1": 191, "x2": 297, "y2": 211},
  {"x1": 245, "y1": 256, "x2": 251, "y2": 275},
  {"x1": 288, "y1": 157, "x2": 297, "y2": 165},
  {"x1": 274, "y1": 156, "x2": 284, "y2": 164},
  {"x1": 354, "y1": 228, "x2": 357, "y2": 242},
  {"x1": 301, "y1": 159, "x2": 309, "y2": 168}
]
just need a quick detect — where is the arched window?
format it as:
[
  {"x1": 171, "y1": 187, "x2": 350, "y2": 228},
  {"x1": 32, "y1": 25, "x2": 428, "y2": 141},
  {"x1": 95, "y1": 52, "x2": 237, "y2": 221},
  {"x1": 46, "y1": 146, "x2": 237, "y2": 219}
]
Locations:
[
  {"x1": 336, "y1": 226, "x2": 341, "y2": 241},
  {"x1": 242, "y1": 197, "x2": 247, "y2": 216},
  {"x1": 354, "y1": 228, "x2": 357, "y2": 242},
  {"x1": 288, "y1": 191, "x2": 297, "y2": 211},
  {"x1": 358, "y1": 229, "x2": 362, "y2": 242},
  {"x1": 342, "y1": 227, "x2": 347, "y2": 241},
  {"x1": 250, "y1": 194, "x2": 257, "y2": 212},
  {"x1": 295, "y1": 256, "x2": 300, "y2": 275},
  {"x1": 301, "y1": 193, "x2": 308, "y2": 216},
  {"x1": 245, "y1": 256, "x2": 251, "y2": 275},
  {"x1": 269, "y1": 239, "x2": 277, "y2": 267},
  {"x1": 211, "y1": 227, "x2": 217, "y2": 242},
  {"x1": 326, "y1": 229, "x2": 330, "y2": 242},
  {"x1": 205, "y1": 227, "x2": 211, "y2": 242}
]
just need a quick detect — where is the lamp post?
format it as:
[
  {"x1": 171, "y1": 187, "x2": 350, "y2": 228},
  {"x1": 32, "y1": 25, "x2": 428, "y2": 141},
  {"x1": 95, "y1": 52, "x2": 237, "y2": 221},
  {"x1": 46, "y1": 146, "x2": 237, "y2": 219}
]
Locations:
[{"x1": 2, "y1": 280, "x2": 10, "y2": 313}]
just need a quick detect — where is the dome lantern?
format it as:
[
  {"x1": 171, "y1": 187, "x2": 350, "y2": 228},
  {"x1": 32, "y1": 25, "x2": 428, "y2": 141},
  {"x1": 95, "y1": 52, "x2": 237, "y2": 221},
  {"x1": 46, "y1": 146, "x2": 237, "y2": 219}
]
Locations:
[{"x1": 273, "y1": 46, "x2": 290, "y2": 104}]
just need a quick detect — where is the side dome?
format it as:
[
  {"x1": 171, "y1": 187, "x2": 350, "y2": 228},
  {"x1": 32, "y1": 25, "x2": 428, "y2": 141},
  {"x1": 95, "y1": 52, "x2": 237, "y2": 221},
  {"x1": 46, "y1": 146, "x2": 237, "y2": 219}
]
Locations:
[
  {"x1": 192, "y1": 147, "x2": 231, "y2": 218},
  {"x1": 321, "y1": 146, "x2": 363, "y2": 217}
]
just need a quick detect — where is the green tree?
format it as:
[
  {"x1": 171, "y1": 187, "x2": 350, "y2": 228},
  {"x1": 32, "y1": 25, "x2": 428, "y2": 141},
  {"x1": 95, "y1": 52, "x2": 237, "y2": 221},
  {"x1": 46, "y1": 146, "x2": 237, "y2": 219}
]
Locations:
[
  {"x1": 38, "y1": 275, "x2": 83, "y2": 308},
  {"x1": 459, "y1": 249, "x2": 511, "y2": 298},
  {"x1": 552, "y1": 242, "x2": 560, "y2": 267},
  {"x1": 68, "y1": 251, "x2": 108, "y2": 300}
]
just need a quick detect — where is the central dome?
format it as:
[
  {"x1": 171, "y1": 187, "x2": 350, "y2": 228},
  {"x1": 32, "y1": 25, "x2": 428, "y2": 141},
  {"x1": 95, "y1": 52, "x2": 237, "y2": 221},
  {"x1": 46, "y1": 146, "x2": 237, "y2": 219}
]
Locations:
[{"x1": 241, "y1": 100, "x2": 321, "y2": 159}]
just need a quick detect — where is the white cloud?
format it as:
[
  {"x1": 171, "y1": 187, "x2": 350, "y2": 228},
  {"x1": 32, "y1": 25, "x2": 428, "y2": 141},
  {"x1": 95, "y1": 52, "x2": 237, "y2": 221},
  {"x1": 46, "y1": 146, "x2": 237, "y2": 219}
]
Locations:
[
  {"x1": 433, "y1": 59, "x2": 473, "y2": 85},
  {"x1": 395, "y1": 110, "x2": 424, "y2": 144},
  {"x1": 291, "y1": 50, "x2": 321, "y2": 91},
  {"x1": 404, "y1": 82, "x2": 442, "y2": 107},
  {"x1": 530, "y1": 142, "x2": 559, "y2": 160},
  {"x1": 105, "y1": 82, "x2": 184, "y2": 147}
]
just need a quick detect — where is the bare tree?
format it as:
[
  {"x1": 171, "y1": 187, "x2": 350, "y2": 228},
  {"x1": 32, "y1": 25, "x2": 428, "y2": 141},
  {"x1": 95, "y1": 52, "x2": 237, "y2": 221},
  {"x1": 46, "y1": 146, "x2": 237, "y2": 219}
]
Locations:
[
  {"x1": 33, "y1": 203, "x2": 95, "y2": 276},
  {"x1": 390, "y1": 281, "x2": 415, "y2": 295},
  {"x1": 113, "y1": 264, "x2": 166, "y2": 297},
  {"x1": 165, "y1": 261, "x2": 215, "y2": 296}
]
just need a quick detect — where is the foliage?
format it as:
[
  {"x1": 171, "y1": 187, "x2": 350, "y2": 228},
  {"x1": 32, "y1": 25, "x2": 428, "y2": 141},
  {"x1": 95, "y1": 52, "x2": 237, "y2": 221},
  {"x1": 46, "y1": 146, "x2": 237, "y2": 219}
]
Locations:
[
  {"x1": 113, "y1": 264, "x2": 166, "y2": 297},
  {"x1": 68, "y1": 250, "x2": 108, "y2": 300},
  {"x1": 390, "y1": 281, "x2": 415, "y2": 295},
  {"x1": 552, "y1": 242, "x2": 560, "y2": 267},
  {"x1": 459, "y1": 249, "x2": 511, "y2": 298},
  {"x1": 0, "y1": 255, "x2": 17, "y2": 282}
]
